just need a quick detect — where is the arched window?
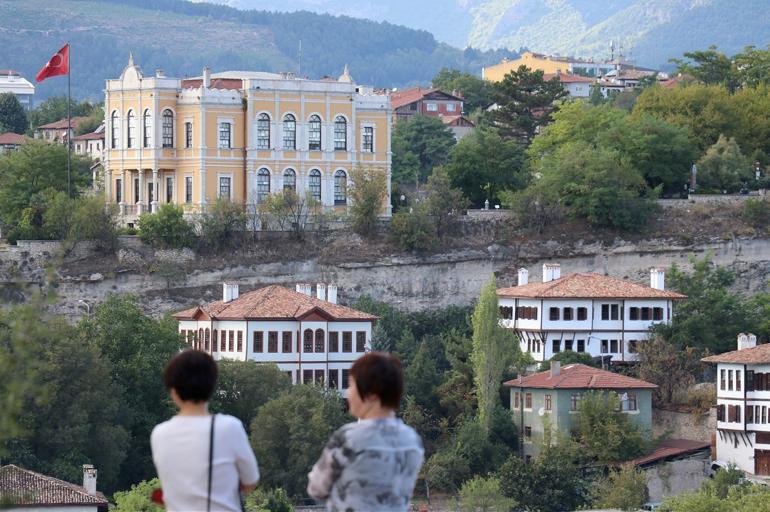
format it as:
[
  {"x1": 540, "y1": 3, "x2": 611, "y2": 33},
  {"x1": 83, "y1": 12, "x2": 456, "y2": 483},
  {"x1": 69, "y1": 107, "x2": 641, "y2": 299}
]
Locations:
[
  {"x1": 204, "y1": 328, "x2": 210, "y2": 352},
  {"x1": 315, "y1": 329, "x2": 325, "y2": 352},
  {"x1": 334, "y1": 116, "x2": 347, "y2": 151},
  {"x1": 334, "y1": 170, "x2": 347, "y2": 205},
  {"x1": 303, "y1": 329, "x2": 313, "y2": 352},
  {"x1": 282, "y1": 114, "x2": 296, "y2": 150},
  {"x1": 283, "y1": 168, "x2": 296, "y2": 191},
  {"x1": 111, "y1": 111, "x2": 119, "y2": 149},
  {"x1": 308, "y1": 114, "x2": 322, "y2": 151},
  {"x1": 309, "y1": 169, "x2": 321, "y2": 202},
  {"x1": 162, "y1": 109, "x2": 174, "y2": 148},
  {"x1": 143, "y1": 109, "x2": 152, "y2": 148},
  {"x1": 257, "y1": 113, "x2": 270, "y2": 149},
  {"x1": 198, "y1": 328, "x2": 203, "y2": 351},
  {"x1": 126, "y1": 110, "x2": 136, "y2": 148},
  {"x1": 212, "y1": 330, "x2": 218, "y2": 352},
  {"x1": 257, "y1": 168, "x2": 270, "y2": 204}
]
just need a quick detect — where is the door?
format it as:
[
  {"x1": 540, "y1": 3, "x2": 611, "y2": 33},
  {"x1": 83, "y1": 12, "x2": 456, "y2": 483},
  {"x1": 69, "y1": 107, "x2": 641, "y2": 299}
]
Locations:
[{"x1": 756, "y1": 449, "x2": 770, "y2": 476}]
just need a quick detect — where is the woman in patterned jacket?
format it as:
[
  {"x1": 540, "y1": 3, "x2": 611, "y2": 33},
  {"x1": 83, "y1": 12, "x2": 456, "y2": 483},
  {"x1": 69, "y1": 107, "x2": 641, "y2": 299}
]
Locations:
[{"x1": 307, "y1": 352, "x2": 424, "y2": 512}]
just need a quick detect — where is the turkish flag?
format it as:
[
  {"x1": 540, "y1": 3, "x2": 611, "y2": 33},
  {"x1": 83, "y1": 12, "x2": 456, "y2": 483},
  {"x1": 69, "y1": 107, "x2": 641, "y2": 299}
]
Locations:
[{"x1": 35, "y1": 44, "x2": 69, "y2": 82}]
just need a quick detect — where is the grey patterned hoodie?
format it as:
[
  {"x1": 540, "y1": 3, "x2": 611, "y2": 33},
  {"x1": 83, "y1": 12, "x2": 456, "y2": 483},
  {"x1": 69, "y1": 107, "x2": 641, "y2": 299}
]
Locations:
[{"x1": 307, "y1": 417, "x2": 424, "y2": 512}]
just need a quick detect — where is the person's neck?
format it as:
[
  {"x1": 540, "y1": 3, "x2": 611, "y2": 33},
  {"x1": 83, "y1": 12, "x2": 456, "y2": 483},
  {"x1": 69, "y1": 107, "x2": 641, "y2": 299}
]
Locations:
[
  {"x1": 177, "y1": 401, "x2": 210, "y2": 416},
  {"x1": 359, "y1": 406, "x2": 395, "y2": 421}
]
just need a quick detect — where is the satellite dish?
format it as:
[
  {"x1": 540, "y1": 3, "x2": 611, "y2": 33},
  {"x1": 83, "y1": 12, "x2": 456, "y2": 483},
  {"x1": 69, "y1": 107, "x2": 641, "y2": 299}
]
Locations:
[{"x1": 538, "y1": 407, "x2": 545, "y2": 416}]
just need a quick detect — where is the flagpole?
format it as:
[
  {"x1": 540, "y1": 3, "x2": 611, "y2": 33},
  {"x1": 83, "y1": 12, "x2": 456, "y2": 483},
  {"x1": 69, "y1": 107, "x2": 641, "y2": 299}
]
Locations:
[{"x1": 67, "y1": 41, "x2": 71, "y2": 197}]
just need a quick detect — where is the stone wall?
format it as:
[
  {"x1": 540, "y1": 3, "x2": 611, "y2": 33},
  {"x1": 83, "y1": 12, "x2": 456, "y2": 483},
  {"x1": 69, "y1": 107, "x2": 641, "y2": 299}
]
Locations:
[
  {"x1": 652, "y1": 408, "x2": 716, "y2": 442},
  {"x1": 644, "y1": 455, "x2": 711, "y2": 504}
]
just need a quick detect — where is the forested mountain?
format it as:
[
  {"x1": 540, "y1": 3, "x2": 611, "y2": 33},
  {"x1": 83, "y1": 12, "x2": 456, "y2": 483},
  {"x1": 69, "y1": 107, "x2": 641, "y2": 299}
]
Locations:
[
  {"x1": 233, "y1": 0, "x2": 770, "y2": 69},
  {"x1": 0, "y1": 0, "x2": 514, "y2": 101}
]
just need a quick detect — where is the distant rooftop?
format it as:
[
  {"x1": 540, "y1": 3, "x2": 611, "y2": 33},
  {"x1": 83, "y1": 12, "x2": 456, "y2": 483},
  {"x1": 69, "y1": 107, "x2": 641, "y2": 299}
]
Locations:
[
  {"x1": 0, "y1": 465, "x2": 108, "y2": 507},
  {"x1": 497, "y1": 272, "x2": 686, "y2": 300},
  {"x1": 504, "y1": 363, "x2": 658, "y2": 390}
]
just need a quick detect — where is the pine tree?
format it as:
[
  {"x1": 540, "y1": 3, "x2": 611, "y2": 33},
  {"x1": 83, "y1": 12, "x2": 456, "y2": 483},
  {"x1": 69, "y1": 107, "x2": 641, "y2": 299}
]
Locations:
[{"x1": 0, "y1": 93, "x2": 28, "y2": 134}]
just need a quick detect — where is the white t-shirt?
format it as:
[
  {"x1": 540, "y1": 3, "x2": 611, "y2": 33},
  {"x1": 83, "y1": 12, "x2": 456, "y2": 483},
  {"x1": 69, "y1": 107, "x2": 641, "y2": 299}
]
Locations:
[{"x1": 151, "y1": 414, "x2": 259, "y2": 512}]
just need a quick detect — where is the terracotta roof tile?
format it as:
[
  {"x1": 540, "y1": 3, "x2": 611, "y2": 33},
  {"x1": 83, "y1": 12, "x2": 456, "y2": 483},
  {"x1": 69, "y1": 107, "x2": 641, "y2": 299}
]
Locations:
[
  {"x1": 630, "y1": 439, "x2": 710, "y2": 467},
  {"x1": 0, "y1": 132, "x2": 26, "y2": 145},
  {"x1": 0, "y1": 465, "x2": 108, "y2": 506},
  {"x1": 702, "y1": 343, "x2": 770, "y2": 364},
  {"x1": 36, "y1": 116, "x2": 88, "y2": 130},
  {"x1": 497, "y1": 273, "x2": 686, "y2": 300},
  {"x1": 173, "y1": 285, "x2": 377, "y2": 321},
  {"x1": 543, "y1": 72, "x2": 595, "y2": 83},
  {"x1": 390, "y1": 87, "x2": 437, "y2": 110},
  {"x1": 503, "y1": 363, "x2": 657, "y2": 389},
  {"x1": 73, "y1": 132, "x2": 104, "y2": 141}
]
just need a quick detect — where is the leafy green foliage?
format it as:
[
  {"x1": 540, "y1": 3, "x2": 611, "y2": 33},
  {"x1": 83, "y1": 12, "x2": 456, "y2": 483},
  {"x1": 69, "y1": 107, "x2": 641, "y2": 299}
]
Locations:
[
  {"x1": 391, "y1": 115, "x2": 456, "y2": 185},
  {"x1": 390, "y1": 209, "x2": 437, "y2": 252},
  {"x1": 575, "y1": 391, "x2": 651, "y2": 464},
  {"x1": 0, "y1": 92, "x2": 28, "y2": 134},
  {"x1": 660, "y1": 466, "x2": 770, "y2": 512},
  {"x1": 138, "y1": 203, "x2": 196, "y2": 249},
  {"x1": 743, "y1": 198, "x2": 770, "y2": 229},
  {"x1": 446, "y1": 127, "x2": 528, "y2": 206},
  {"x1": 488, "y1": 65, "x2": 568, "y2": 144},
  {"x1": 250, "y1": 385, "x2": 349, "y2": 498},
  {"x1": 591, "y1": 464, "x2": 648, "y2": 511},
  {"x1": 432, "y1": 68, "x2": 496, "y2": 112},
  {"x1": 696, "y1": 135, "x2": 752, "y2": 192},
  {"x1": 198, "y1": 199, "x2": 248, "y2": 253},
  {"x1": 672, "y1": 46, "x2": 739, "y2": 91},
  {"x1": 459, "y1": 475, "x2": 516, "y2": 512},
  {"x1": 112, "y1": 478, "x2": 164, "y2": 512},
  {"x1": 636, "y1": 335, "x2": 704, "y2": 406},
  {"x1": 244, "y1": 487, "x2": 294, "y2": 512},
  {"x1": 255, "y1": 190, "x2": 319, "y2": 238},
  {"x1": 27, "y1": 97, "x2": 99, "y2": 131},
  {"x1": 540, "y1": 350, "x2": 598, "y2": 371},
  {"x1": 348, "y1": 167, "x2": 388, "y2": 237},
  {"x1": 211, "y1": 361, "x2": 291, "y2": 429},
  {"x1": 422, "y1": 166, "x2": 468, "y2": 238}
]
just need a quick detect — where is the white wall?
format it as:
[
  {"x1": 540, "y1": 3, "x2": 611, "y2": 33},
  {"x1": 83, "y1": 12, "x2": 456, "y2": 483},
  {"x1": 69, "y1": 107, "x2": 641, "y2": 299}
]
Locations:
[{"x1": 717, "y1": 431, "x2": 755, "y2": 475}]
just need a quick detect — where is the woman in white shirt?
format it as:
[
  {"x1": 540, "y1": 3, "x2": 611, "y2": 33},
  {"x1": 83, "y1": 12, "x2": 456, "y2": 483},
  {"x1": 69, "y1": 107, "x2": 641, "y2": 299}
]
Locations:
[{"x1": 151, "y1": 349, "x2": 259, "y2": 512}]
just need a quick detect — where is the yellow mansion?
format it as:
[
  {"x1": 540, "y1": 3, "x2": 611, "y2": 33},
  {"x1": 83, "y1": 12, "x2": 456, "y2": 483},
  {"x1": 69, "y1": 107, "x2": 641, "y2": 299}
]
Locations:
[{"x1": 104, "y1": 55, "x2": 392, "y2": 223}]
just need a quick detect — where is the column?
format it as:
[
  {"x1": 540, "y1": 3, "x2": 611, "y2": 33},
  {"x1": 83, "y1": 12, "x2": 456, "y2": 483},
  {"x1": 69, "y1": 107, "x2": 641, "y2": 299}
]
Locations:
[
  {"x1": 152, "y1": 169, "x2": 159, "y2": 213},
  {"x1": 246, "y1": 169, "x2": 255, "y2": 205},
  {"x1": 200, "y1": 169, "x2": 207, "y2": 211}
]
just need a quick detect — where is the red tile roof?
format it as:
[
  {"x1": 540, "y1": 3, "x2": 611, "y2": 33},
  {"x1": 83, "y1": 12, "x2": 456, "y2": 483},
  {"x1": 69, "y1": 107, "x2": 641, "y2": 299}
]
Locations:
[
  {"x1": 702, "y1": 343, "x2": 770, "y2": 364},
  {"x1": 0, "y1": 132, "x2": 26, "y2": 145},
  {"x1": 0, "y1": 465, "x2": 108, "y2": 506},
  {"x1": 630, "y1": 439, "x2": 710, "y2": 467},
  {"x1": 441, "y1": 115, "x2": 475, "y2": 127},
  {"x1": 173, "y1": 285, "x2": 378, "y2": 321},
  {"x1": 36, "y1": 116, "x2": 88, "y2": 130},
  {"x1": 73, "y1": 132, "x2": 104, "y2": 141},
  {"x1": 503, "y1": 363, "x2": 658, "y2": 390},
  {"x1": 497, "y1": 273, "x2": 686, "y2": 300},
  {"x1": 543, "y1": 72, "x2": 595, "y2": 83},
  {"x1": 390, "y1": 87, "x2": 464, "y2": 110}
]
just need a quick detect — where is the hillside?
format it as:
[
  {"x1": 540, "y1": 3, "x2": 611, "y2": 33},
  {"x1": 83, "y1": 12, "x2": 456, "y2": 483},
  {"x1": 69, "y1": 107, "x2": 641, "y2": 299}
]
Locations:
[
  {"x1": 232, "y1": 0, "x2": 770, "y2": 69},
  {"x1": 0, "y1": 0, "x2": 514, "y2": 101}
]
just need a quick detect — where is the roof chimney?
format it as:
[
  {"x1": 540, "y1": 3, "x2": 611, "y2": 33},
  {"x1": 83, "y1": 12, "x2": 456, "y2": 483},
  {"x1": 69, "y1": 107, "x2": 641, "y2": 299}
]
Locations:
[
  {"x1": 222, "y1": 282, "x2": 239, "y2": 303},
  {"x1": 203, "y1": 67, "x2": 211, "y2": 88},
  {"x1": 551, "y1": 360, "x2": 561, "y2": 378},
  {"x1": 650, "y1": 268, "x2": 665, "y2": 290},
  {"x1": 327, "y1": 284, "x2": 338, "y2": 304},
  {"x1": 543, "y1": 263, "x2": 561, "y2": 283},
  {"x1": 518, "y1": 268, "x2": 529, "y2": 286},
  {"x1": 316, "y1": 283, "x2": 327, "y2": 301},
  {"x1": 738, "y1": 333, "x2": 757, "y2": 351},
  {"x1": 82, "y1": 465, "x2": 97, "y2": 496}
]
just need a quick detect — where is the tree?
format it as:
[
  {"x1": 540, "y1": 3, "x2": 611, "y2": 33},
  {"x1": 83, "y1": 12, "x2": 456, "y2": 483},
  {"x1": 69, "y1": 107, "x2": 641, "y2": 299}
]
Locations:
[
  {"x1": 636, "y1": 335, "x2": 704, "y2": 406},
  {"x1": 734, "y1": 45, "x2": 770, "y2": 88},
  {"x1": 432, "y1": 67, "x2": 496, "y2": 112},
  {"x1": 112, "y1": 478, "x2": 164, "y2": 512},
  {"x1": 348, "y1": 167, "x2": 387, "y2": 237},
  {"x1": 459, "y1": 476, "x2": 516, "y2": 512},
  {"x1": 75, "y1": 105, "x2": 104, "y2": 136},
  {"x1": 696, "y1": 135, "x2": 752, "y2": 192},
  {"x1": 654, "y1": 256, "x2": 762, "y2": 353},
  {"x1": 391, "y1": 115, "x2": 456, "y2": 184},
  {"x1": 498, "y1": 451, "x2": 587, "y2": 512},
  {"x1": 422, "y1": 166, "x2": 468, "y2": 238},
  {"x1": 488, "y1": 65, "x2": 568, "y2": 143},
  {"x1": 250, "y1": 385, "x2": 348, "y2": 498},
  {"x1": 211, "y1": 361, "x2": 291, "y2": 428},
  {"x1": 78, "y1": 294, "x2": 183, "y2": 488},
  {"x1": 540, "y1": 350, "x2": 598, "y2": 370},
  {"x1": 2, "y1": 307, "x2": 129, "y2": 494},
  {"x1": 256, "y1": 190, "x2": 318, "y2": 238},
  {"x1": 244, "y1": 487, "x2": 295, "y2": 512},
  {"x1": 0, "y1": 141, "x2": 91, "y2": 231},
  {"x1": 471, "y1": 276, "x2": 519, "y2": 434},
  {"x1": 446, "y1": 127, "x2": 528, "y2": 206},
  {"x1": 27, "y1": 97, "x2": 98, "y2": 131},
  {"x1": 138, "y1": 203, "x2": 196, "y2": 249},
  {"x1": 591, "y1": 464, "x2": 648, "y2": 511},
  {"x1": 390, "y1": 209, "x2": 436, "y2": 253},
  {"x1": 574, "y1": 391, "x2": 650, "y2": 464},
  {"x1": 671, "y1": 46, "x2": 739, "y2": 91},
  {"x1": 198, "y1": 198, "x2": 248, "y2": 253},
  {"x1": 0, "y1": 93, "x2": 28, "y2": 134}
]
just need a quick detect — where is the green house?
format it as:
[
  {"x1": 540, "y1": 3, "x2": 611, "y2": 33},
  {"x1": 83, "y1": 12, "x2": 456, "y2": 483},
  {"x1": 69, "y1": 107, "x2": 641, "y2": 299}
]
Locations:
[{"x1": 504, "y1": 363, "x2": 657, "y2": 460}]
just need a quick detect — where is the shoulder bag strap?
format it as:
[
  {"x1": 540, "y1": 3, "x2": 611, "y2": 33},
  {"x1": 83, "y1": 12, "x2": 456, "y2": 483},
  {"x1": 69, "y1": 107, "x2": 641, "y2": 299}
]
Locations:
[{"x1": 207, "y1": 414, "x2": 216, "y2": 512}]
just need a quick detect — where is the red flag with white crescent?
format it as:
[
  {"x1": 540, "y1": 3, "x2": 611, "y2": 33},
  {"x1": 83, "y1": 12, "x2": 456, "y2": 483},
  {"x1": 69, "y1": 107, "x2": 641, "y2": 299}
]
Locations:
[{"x1": 35, "y1": 43, "x2": 69, "y2": 83}]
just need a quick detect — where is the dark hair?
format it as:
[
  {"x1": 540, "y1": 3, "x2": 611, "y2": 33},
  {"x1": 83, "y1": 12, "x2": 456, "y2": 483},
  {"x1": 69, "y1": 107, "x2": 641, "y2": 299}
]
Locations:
[
  {"x1": 163, "y1": 349, "x2": 218, "y2": 402},
  {"x1": 350, "y1": 352, "x2": 403, "y2": 409}
]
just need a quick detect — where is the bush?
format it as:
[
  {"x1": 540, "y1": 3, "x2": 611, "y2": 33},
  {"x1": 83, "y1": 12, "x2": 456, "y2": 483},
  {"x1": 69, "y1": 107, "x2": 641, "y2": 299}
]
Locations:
[
  {"x1": 198, "y1": 199, "x2": 248, "y2": 253},
  {"x1": 138, "y1": 204, "x2": 196, "y2": 249},
  {"x1": 591, "y1": 464, "x2": 648, "y2": 511},
  {"x1": 743, "y1": 198, "x2": 770, "y2": 228},
  {"x1": 459, "y1": 476, "x2": 516, "y2": 512},
  {"x1": 349, "y1": 167, "x2": 388, "y2": 237},
  {"x1": 391, "y1": 209, "x2": 436, "y2": 252}
]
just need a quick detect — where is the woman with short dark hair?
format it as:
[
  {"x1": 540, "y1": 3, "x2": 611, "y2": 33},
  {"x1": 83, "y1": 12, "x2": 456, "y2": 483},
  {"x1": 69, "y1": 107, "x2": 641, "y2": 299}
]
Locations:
[
  {"x1": 307, "y1": 352, "x2": 424, "y2": 511},
  {"x1": 151, "y1": 349, "x2": 259, "y2": 511}
]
